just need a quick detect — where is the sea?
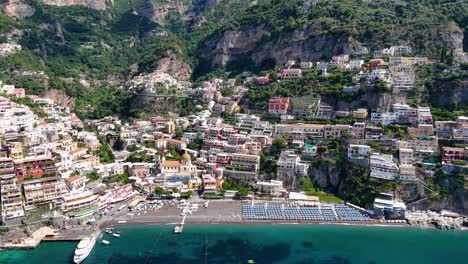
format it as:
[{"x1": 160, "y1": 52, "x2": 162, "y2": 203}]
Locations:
[{"x1": 1, "y1": 224, "x2": 468, "y2": 264}]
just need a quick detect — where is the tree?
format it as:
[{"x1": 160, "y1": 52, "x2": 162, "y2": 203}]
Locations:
[
  {"x1": 236, "y1": 187, "x2": 250, "y2": 198},
  {"x1": 113, "y1": 136, "x2": 124, "y2": 151},
  {"x1": 301, "y1": 176, "x2": 314, "y2": 191},
  {"x1": 154, "y1": 187, "x2": 169, "y2": 195},
  {"x1": 86, "y1": 172, "x2": 100, "y2": 182},
  {"x1": 272, "y1": 138, "x2": 287, "y2": 152}
]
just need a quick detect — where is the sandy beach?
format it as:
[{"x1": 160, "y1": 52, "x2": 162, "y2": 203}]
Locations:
[{"x1": 101, "y1": 200, "x2": 410, "y2": 229}]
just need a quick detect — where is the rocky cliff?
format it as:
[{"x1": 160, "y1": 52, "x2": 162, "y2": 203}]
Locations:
[
  {"x1": 198, "y1": 24, "x2": 354, "y2": 69},
  {"x1": 40, "y1": 0, "x2": 113, "y2": 10},
  {"x1": 155, "y1": 53, "x2": 192, "y2": 80},
  {"x1": 1, "y1": 0, "x2": 35, "y2": 18},
  {"x1": 139, "y1": 0, "x2": 188, "y2": 24}
]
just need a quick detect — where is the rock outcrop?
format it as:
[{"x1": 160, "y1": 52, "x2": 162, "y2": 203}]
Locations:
[
  {"x1": 1, "y1": 0, "x2": 35, "y2": 19},
  {"x1": 155, "y1": 53, "x2": 192, "y2": 80},
  {"x1": 140, "y1": 0, "x2": 188, "y2": 24},
  {"x1": 39, "y1": 0, "x2": 113, "y2": 10},
  {"x1": 198, "y1": 24, "x2": 353, "y2": 69}
]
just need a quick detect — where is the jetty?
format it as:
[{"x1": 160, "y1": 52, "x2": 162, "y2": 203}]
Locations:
[
  {"x1": 174, "y1": 202, "x2": 190, "y2": 234},
  {"x1": 0, "y1": 227, "x2": 101, "y2": 250}
]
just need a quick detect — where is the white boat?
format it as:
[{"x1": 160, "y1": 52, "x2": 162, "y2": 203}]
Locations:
[
  {"x1": 173, "y1": 225, "x2": 183, "y2": 234},
  {"x1": 105, "y1": 230, "x2": 112, "y2": 234},
  {"x1": 102, "y1": 240, "x2": 110, "y2": 245},
  {"x1": 113, "y1": 233, "x2": 121, "y2": 238},
  {"x1": 73, "y1": 237, "x2": 96, "y2": 264}
]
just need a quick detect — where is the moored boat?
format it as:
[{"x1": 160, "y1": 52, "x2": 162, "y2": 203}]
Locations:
[
  {"x1": 102, "y1": 240, "x2": 110, "y2": 245},
  {"x1": 113, "y1": 233, "x2": 121, "y2": 238},
  {"x1": 174, "y1": 225, "x2": 183, "y2": 234},
  {"x1": 73, "y1": 237, "x2": 96, "y2": 264}
]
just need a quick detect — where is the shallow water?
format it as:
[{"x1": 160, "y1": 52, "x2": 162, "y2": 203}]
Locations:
[{"x1": 1, "y1": 224, "x2": 468, "y2": 264}]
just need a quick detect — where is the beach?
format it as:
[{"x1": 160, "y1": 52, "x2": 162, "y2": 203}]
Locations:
[{"x1": 102, "y1": 200, "x2": 409, "y2": 228}]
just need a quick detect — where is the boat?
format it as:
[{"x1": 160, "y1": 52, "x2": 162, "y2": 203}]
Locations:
[
  {"x1": 173, "y1": 225, "x2": 183, "y2": 234},
  {"x1": 73, "y1": 236, "x2": 96, "y2": 264},
  {"x1": 102, "y1": 240, "x2": 110, "y2": 245},
  {"x1": 105, "y1": 230, "x2": 112, "y2": 234},
  {"x1": 113, "y1": 233, "x2": 121, "y2": 238},
  {"x1": 116, "y1": 231, "x2": 121, "y2": 234}
]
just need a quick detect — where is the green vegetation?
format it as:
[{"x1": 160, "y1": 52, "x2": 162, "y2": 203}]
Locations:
[
  {"x1": 126, "y1": 151, "x2": 151, "y2": 163},
  {"x1": 86, "y1": 171, "x2": 101, "y2": 182},
  {"x1": 103, "y1": 173, "x2": 130, "y2": 184},
  {"x1": 95, "y1": 135, "x2": 115, "y2": 163},
  {"x1": 154, "y1": 187, "x2": 170, "y2": 195},
  {"x1": 222, "y1": 178, "x2": 252, "y2": 198}
]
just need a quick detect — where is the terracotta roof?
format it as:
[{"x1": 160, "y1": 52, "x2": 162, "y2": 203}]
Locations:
[
  {"x1": 69, "y1": 148, "x2": 87, "y2": 155},
  {"x1": 162, "y1": 160, "x2": 181, "y2": 167},
  {"x1": 67, "y1": 175, "x2": 85, "y2": 182}
]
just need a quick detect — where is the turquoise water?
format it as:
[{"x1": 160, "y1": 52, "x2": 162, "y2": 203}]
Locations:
[{"x1": 1, "y1": 224, "x2": 468, "y2": 264}]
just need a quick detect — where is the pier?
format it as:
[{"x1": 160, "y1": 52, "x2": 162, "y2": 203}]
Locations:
[
  {"x1": 0, "y1": 227, "x2": 100, "y2": 250},
  {"x1": 174, "y1": 202, "x2": 190, "y2": 234}
]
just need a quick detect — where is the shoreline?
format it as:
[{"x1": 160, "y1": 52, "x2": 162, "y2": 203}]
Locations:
[{"x1": 2, "y1": 219, "x2": 465, "y2": 251}]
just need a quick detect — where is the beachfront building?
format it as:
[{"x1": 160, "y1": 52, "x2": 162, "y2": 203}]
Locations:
[
  {"x1": 373, "y1": 193, "x2": 406, "y2": 219},
  {"x1": 256, "y1": 180, "x2": 285, "y2": 197},
  {"x1": 62, "y1": 190, "x2": 99, "y2": 217},
  {"x1": 0, "y1": 158, "x2": 24, "y2": 221},
  {"x1": 370, "y1": 153, "x2": 399, "y2": 181},
  {"x1": 202, "y1": 174, "x2": 217, "y2": 194}
]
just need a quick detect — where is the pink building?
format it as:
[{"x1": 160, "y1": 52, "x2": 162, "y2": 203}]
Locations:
[{"x1": 268, "y1": 97, "x2": 290, "y2": 115}]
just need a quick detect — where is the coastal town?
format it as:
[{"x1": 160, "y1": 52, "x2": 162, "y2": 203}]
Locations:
[{"x1": 0, "y1": 43, "x2": 467, "y2": 251}]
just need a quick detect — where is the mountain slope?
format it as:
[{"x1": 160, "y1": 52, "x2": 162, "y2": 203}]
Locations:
[{"x1": 195, "y1": 0, "x2": 468, "y2": 74}]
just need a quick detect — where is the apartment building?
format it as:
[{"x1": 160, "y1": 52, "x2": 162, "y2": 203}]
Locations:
[
  {"x1": 399, "y1": 164, "x2": 417, "y2": 182},
  {"x1": 22, "y1": 176, "x2": 68, "y2": 208},
  {"x1": 396, "y1": 137, "x2": 438, "y2": 153},
  {"x1": 230, "y1": 153, "x2": 260, "y2": 172},
  {"x1": 0, "y1": 158, "x2": 24, "y2": 221},
  {"x1": 399, "y1": 148, "x2": 414, "y2": 164},
  {"x1": 277, "y1": 150, "x2": 309, "y2": 177},
  {"x1": 441, "y1": 147, "x2": 466, "y2": 164},
  {"x1": 275, "y1": 123, "x2": 325, "y2": 139},
  {"x1": 370, "y1": 153, "x2": 399, "y2": 181},
  {"x1": 408, "y1": 124, "x2": 434, "y2": 138}
]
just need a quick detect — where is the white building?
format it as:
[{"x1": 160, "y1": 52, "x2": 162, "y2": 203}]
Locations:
[
  {"x1": 256, "y1": 180, "x2": 285, "y2": 197},
  {"x1": 348, "y1": 144, "x2": 371, "y2": 158},
  {"x1": 277, "y1": 150, "x2": 310, "y2": 177},
  {"x1": 370, "y1": 153, "x2": 399, "y2": 181}
]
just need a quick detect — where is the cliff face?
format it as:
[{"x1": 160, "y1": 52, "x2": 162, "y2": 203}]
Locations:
[
  {"x1": 199, "y1": 24, "x2": 353, "y2": 69},
  {"x1": 139, "y1": 0, "x2": 188, "y2": 24},
  {"x1": 155, "y1": 53, "x2": 193, "y2": 80},
  {"x1": 39, "y1": 0, "x2": 113, "y2": 10},
  {"x1": 1, "y1": 0, "x2": 35, "y2": 19}
]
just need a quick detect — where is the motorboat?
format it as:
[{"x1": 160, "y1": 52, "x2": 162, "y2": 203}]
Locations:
[
  {"x1": 102, "y1": 240, "x2": 110, "y2": 245},
  {"x1": 113, "y1": 233, "x2": 121, "y2": 238},
  {"x1": 73, "y1": 237, "x2": 96, "y2": 264},
  {"x1": 173, "y1": 225, "x2": 183, "y2": 234}
]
